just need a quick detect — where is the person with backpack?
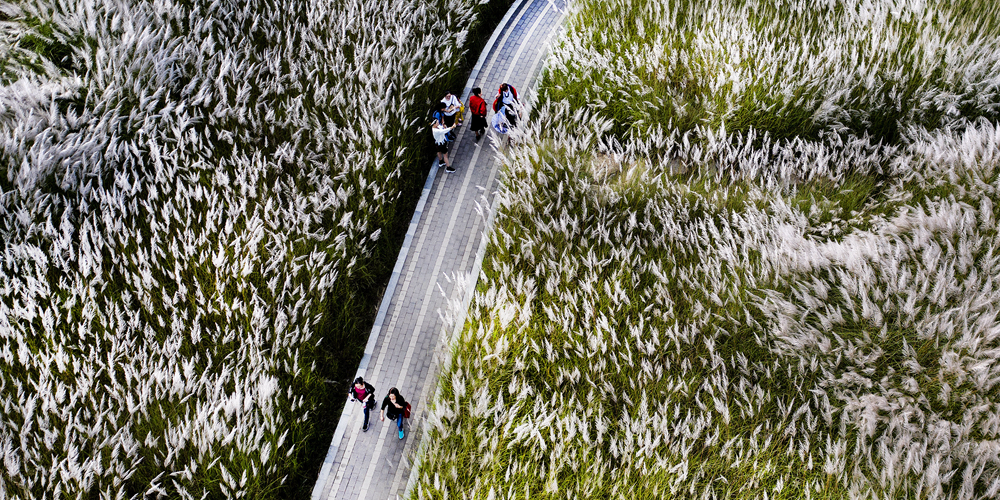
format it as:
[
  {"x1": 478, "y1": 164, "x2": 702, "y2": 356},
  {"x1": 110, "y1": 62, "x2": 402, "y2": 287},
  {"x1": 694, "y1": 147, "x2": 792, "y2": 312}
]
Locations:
[
  {"x1": 468, "y1": 87, "x2": 488, "y2": 142},
  {"x1": 348, "y1": 377, "x2": 377, "y2": 432},
  {"x1": 431, "y1": 102, "x2": 447, "y2": 127},
  {"x1": 492, "y1": 83, "x2": 520, "y2": 126},
  {"x1": 380, "y1": 387, "x2": 409, "y2": 439}
]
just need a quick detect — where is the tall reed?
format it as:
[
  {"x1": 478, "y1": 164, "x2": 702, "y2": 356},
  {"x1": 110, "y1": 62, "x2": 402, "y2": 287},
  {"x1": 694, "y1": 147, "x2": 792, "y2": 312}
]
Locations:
[
  {"x1": 412, "y1": 1, "x2": 1000, "y2": 498},
  {"x1": 0, "y1": 0, "x2": 487, "y2": 496}
]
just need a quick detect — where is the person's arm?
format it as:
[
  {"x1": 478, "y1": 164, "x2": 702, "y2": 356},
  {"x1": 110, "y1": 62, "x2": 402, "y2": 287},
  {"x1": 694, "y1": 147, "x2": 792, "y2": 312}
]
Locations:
[
  {"x1": 366, "y1": 383, "x2": 375, "y2": 402},
  {"x1": 380, "y1": 397, "x2": 388, "y2": 421}
]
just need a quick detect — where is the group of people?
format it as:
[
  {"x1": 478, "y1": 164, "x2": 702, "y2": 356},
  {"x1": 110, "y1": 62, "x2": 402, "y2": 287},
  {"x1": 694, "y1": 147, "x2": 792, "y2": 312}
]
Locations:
[
  {"x1": 349, "y1": 377, "x2": 409, "y2": 439},
  {"x1": 431, "y1": 82, "x2": 521, "y2": 172}
]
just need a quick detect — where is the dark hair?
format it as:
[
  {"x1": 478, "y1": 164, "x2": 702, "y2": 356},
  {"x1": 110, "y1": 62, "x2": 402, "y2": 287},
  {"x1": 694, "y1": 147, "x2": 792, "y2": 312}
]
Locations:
[
  {"x1": 472, "y1": 87, "x2": 481, "y2": 96},
  {"x1": 388, "y1": 387, "x2": 400, "y2": 398},
  {"x1": 500, "y1": 83, "x2": 509, "y2": 91},
  {"x1": 354, "y1": 377, "x2": 365, "y2": 385},
  {"x1": 434, "y1": 102, "x2": 446, "y2": 111}
]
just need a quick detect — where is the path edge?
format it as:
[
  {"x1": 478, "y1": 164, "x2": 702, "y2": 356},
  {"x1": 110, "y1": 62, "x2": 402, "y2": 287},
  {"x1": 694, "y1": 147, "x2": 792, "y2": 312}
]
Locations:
[{"x1": 397, "y1": 0, "x2": 545, "y2": 496}]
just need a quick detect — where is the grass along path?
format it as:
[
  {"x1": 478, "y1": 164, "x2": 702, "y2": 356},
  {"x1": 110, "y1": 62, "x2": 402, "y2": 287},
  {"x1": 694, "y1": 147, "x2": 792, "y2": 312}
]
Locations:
[
  {"x1": 411, "y1": 0, "x2": 1000, "y2": 498},
  {"x1": 313, "y1": 0, "x2": 566, "y2": 497},
  {"x1": 0, "y1": 0, "x2": 500, "y2": 497}
]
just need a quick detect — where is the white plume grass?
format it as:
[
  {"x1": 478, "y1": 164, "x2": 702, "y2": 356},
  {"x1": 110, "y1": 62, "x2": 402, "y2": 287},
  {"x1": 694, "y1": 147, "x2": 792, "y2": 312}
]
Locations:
[{"x1": 413, "y1": 1, "x2": 1000, "y2": 498}]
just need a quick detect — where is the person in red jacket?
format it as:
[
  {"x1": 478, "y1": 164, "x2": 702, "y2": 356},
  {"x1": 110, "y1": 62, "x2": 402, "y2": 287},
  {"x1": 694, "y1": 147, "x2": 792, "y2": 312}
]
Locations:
[{"x1": 468, "y1": 87, "x2": 488, "y2": 141}]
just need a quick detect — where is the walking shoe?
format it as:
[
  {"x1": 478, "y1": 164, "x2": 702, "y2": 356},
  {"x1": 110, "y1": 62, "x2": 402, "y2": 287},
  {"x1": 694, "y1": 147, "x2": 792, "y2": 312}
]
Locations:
[
  {"x1": 362, "y1": 423, "x2": 369, "y2": 432},
  {"x1": 445, "y1": 166, "x2": 456, "y2": 172},
  {"x1": 398, "y1": 430, "x2": 405, "y2": 439}
]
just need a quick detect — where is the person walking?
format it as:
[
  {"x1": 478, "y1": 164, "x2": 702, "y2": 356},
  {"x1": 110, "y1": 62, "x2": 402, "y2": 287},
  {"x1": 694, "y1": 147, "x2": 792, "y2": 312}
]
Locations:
[
  {"x1": 380, "y1": 387, "x2": 409, "y2": 439},
  {"x1": 468, "y1": 87, "x2": 488, "y2": 142},
  {"x1": 348, "y1": 377, "x2": 377, "y2": 432},
  {"x1": 432, "y1": 119, "x2": 457, "y2": 172}
]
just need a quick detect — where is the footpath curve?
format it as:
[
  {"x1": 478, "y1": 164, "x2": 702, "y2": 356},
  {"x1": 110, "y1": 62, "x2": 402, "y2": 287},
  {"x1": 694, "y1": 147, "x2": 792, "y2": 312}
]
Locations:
[{"x1": 311, "y1": 0, "x2": 568, "y2": 498}]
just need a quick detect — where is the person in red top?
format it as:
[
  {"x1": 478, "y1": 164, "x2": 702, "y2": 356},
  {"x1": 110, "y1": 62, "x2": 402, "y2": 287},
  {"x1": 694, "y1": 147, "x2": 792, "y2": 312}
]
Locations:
[
  {"x1": 348, "y1": 377, "x2": 377, "y2": 432},
  {"x1": 468, "y1": 87, "x2": 488, "y2": 142}
]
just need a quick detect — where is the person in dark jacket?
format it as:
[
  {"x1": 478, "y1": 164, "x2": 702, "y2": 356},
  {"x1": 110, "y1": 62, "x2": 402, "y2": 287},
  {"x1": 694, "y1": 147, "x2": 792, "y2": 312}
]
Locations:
[
  {"x1": 380, "y1": 387, "x2": 408, "y2": 439},
  {"x1": 348, "y1": 377, "x2": 377, "y2": 432}
]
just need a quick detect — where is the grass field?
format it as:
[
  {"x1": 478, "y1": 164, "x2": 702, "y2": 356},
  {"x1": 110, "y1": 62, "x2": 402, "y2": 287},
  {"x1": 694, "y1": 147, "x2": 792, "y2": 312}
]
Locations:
[
  {"x1": 543, "y1": 0, "x2": 1000, "y2": 143},
  {"x1": 0, "y1": 0, "x2": 503, "y2": 497},
  {"x1": 412, "y1": 1, "x2": 1000, "y2": 499}
]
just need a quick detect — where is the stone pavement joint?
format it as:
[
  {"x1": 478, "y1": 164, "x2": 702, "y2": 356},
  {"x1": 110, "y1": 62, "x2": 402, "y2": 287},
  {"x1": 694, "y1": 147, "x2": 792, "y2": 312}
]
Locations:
[{"x1": 311, "y1": 0, "x2": 567, "y2": 498}]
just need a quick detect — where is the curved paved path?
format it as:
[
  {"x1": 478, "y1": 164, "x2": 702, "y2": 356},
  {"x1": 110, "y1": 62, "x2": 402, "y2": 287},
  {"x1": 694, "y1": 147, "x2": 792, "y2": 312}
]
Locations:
[{"x1": 311, "y1": 1, "x2": 567, "y2": 498}]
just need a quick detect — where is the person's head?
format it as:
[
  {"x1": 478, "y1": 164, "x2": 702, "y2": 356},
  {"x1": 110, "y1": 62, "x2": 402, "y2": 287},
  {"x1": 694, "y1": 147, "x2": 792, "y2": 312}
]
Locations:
[
  {"x1": 434, "y1": 101, "x2": 446, "y2": 112},
  {"x1": 472, "y1": 87, "x2": 481, "y2": 97},
  {"x1": 388, "y1": 387, "x2": 400, "y2": 402},
  {"x1": 500, "y1": 83, "x2": 509, "y2": 92},
  {"x1": 354, "y1": 377, "x2": 365, "y2": 389},
  {"x1": 444, "y1": 91, "x2": 453, "y2": 100}
]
